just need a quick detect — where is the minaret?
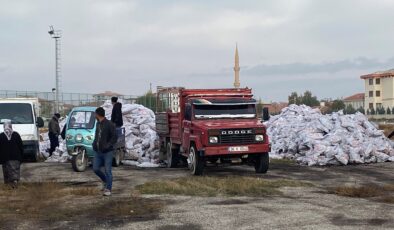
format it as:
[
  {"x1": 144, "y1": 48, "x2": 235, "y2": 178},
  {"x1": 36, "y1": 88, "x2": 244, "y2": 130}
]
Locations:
[{"x1": 233, "y1": 44, "x2": 240, "y2": 88}]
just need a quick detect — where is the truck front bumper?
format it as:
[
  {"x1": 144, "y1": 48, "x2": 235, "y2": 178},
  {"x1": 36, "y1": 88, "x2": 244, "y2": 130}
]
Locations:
[
  {"x1": 22, "y1": 140, "x2": 39, "y2": 159},
  {"x1": 203, "y1": 143, "x2": 270, "y2": 156}
]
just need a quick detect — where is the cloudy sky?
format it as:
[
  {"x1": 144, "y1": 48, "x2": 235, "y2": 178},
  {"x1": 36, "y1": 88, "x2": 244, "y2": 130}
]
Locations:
[{"x1": 1, "y1": 0, "x2": 394, "y2": 102}]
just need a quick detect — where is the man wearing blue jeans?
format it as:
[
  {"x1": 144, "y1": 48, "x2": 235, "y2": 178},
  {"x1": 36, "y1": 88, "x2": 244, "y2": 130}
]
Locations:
[{"x1": 92, "y1": 107, "x2": 117, "y2": 196}]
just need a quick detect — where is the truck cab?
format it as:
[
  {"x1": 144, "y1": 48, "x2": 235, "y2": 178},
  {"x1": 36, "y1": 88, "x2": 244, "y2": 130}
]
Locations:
[
  {"x1": 156, "y1": 88, "x2": 270, "y2": 175},
  {"x1": 0, "y1": 98, "x2": 44, "y2": 161}
]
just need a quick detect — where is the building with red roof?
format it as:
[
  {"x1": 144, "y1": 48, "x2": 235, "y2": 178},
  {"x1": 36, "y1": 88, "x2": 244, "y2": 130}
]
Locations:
[{"x1": 360, "y1": 69, "x2": 394, "y2": 111}]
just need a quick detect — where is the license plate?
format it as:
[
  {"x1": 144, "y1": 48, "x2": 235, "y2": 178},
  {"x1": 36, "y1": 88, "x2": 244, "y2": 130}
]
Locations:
[{"x1": 228, "y1": 146, "x2": 249, "y2": 152}]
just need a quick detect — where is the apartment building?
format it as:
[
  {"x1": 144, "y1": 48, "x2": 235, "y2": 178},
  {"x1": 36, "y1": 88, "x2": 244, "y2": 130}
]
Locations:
[{"x1": 360, "y1": 69, "x2": 394, "y2": 111}]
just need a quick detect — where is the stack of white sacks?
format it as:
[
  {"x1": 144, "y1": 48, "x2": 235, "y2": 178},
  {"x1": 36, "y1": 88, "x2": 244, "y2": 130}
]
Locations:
[
  {"x1": 266, "y1": 104, "x2": 394, "y2": 166},
  {"x1": 41, "y1": 101, "x2": 160, "y2": 167},
  {"x1": 101, "y1": 100, "x2": 160, "y2": 167},
  {"x1": 40, "y1": 119, "x2": 69, "y2": 163}
]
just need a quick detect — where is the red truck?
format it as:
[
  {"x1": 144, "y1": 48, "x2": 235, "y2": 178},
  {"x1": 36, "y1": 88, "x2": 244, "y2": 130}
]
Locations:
[{"x1": 156, "y1": 87, "x2": 270, "y2": 175}]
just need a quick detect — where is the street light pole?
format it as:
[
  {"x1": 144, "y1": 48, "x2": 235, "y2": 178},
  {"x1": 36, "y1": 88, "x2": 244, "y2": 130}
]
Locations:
[{"x1": 48, "y1": 25, "x2": 62, "y2": 113}]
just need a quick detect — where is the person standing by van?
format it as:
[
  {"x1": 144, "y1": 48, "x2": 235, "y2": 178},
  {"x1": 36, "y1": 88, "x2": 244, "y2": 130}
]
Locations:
[
  {"x1": 0, "y1": 120, "x2": 23, "y2": 188},
  {"x1": 93, "y1": 107, "x2": 117, "y2": 196},
  {"x1": 48, "y1": 113, "x2": 61, "y2": 156},
  {"x1": 111, "y1": 97, "x2": 123, "y2": 128}
]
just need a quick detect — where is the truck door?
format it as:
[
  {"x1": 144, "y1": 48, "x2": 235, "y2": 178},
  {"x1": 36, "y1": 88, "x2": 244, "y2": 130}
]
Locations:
[{"x1": 182, "y1": 103, "x2": 192, "y2": 152}]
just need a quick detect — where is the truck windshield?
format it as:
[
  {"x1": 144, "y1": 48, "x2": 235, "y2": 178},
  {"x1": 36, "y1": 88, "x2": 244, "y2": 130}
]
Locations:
[
  {"x1": 0, "y1": 103, "x2": 34, "y2": 124},
  {"x1": 68, "y1": 111, "x2": 96, "y2": 129},
  {"x1": 194, "y1": 104, "x2": 256, "y2": 119}
]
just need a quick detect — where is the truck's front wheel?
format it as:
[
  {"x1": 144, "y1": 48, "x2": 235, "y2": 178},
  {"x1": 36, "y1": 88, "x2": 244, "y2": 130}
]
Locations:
[
  {"x1": 188, "y1": 146, "x2": 204, "y2": 175},
  {"x1": 254, "y1": 153, "x2": 269, "y2": 174}
]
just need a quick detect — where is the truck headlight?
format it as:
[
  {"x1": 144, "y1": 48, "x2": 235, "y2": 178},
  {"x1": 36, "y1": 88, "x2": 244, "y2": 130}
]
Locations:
[
  {"x1": 85, "y1": 135, "x2": 94, "y2": 141},
  {"x1": 255, "y1": 135, "x2": 264, "y2": 142},
  {"x1": 209, "y1": 136, "x2": 218, "y2": 143},
  {"x1": 66, "y1": 134, "x2": 73, "y2": 140},
  {"x1": 75, "y1": 134, "x2": 83, "y2": 142},
  {"x1": 21, "y1": 134, "x2": 36, "y2": 141}
]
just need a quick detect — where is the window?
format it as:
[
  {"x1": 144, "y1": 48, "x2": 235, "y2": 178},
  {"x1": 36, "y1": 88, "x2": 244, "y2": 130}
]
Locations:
[
  {"x1": 369, "y1": 103, "x2": 373, "y2": 109},
  {"x1": 68, "y1": 111, "x2": 96, "y2": 129},
  {"x1": 376, "y1": 78, "x2": 380, "y2": 85},
  {"x1": 376, "y1": 90, "x2": 381, "y2": 97},
  {"x1": 369, "y1": 91, "x2": 373, "y2": 97},
  {"x1": 376, "y1": 103, "x2": 382, "y2": 108},
  {"x1": 0, "y1": 103, "x2": 33, "y2": 124},
  {"x1": 369, "y1": 79, "x2": 373, "y2": 85}
]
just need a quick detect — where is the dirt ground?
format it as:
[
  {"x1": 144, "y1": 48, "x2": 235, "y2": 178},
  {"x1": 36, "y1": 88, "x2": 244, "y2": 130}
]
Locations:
[{"x1": 1, "y1": 161, "x2": 394, "y2": 230}]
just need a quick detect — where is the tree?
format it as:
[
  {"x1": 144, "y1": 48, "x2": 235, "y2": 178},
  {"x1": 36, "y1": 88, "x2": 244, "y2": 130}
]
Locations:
[
  {"x1": 287, "y1": 91, "x2": 319, "y2": 107},
  {"x1": 288, "y1": 92, "x2": 299, "y2": 105},
  {"x1": 387, "y1": 107, "x2": 392, "y2": 115},
  {"x1": 301, "y1": 91, "x2": 320, "y2": 107},
  {"x1": 330, "y1": 100, "x2": 345, "y2": 113},
  {"x1": 345, "y1": 104, "x2": 356, "y2": 114},
  {"x1": 357, "y1": 107, "x2": 365, "y2": 114},
  {"x1": 378, "y1": 106, "x2": 386, "y2": 115},
  {"x1": 370, "y1": 107, "x2": 376, "y2": 115},
  {"x1": 137, "y1": 91, "x2": 158, "y2": 111}
]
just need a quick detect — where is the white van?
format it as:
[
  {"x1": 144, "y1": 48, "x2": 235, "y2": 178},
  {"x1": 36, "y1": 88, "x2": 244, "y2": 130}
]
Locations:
[{"x1": 0, "y1": 98, "x2": 44, "y2": 161}]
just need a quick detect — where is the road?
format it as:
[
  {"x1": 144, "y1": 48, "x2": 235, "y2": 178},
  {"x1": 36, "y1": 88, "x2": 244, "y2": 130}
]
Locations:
[{"x1": 1, "y1": 161, "x2": 394, "y2": 229}]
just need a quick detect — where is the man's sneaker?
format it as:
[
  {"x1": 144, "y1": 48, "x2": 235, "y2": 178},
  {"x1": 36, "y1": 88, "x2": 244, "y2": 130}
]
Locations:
[
  {"x1": 101, "y1": 182, "x2": 106, "y2": 191},
  {"x1": 103, "y1": 189, "x2": 111, "y2": 196}
]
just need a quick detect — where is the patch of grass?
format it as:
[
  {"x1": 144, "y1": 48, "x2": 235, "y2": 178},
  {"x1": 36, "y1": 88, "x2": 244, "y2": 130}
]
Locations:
[
  {"x1": 136, "y1": 176, "x2": 311, "y2": 197},
  {"x1": 379, "y1": 196, "x2": 394, "y2": 204},
  {"x1": 69, "y1": 187, "x2": 98, "y2": 196},
  {"x1": 334, "y1": 185, "x2": 383, "y2": 198},
  {"x1": 333, "y1": 184, "x2": 394, "y2": 204},
  {"x1": 87, "y1": 197, "x2": 164, "y2": 220},
  {"x1": 0, "y1": 181, "x2": 165, "y2": 225}
]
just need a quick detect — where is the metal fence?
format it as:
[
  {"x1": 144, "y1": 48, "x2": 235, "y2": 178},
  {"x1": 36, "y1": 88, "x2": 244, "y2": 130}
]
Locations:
[{"x1": 0, "y1": 90, "x2": 152, "y2": 118}]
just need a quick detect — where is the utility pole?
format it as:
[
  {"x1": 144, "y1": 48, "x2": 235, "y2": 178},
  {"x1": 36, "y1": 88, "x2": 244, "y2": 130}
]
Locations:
[{"x1": 48, "y1": 25, "x2": 62, "y2": 113}]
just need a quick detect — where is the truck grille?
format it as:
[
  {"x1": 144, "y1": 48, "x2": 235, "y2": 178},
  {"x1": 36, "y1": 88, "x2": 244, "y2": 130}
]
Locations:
[{"x1": 220, "y1": 134, "x2": 255, "y2": 144}]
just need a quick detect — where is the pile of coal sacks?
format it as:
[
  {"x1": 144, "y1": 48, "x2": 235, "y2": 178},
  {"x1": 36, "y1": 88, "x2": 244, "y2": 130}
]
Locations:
[
  {"x1": 265, "y1": 104, "x2": 394, "y2": 166},
  {"x1": 41, "y1": 101, "x2": 160, "y2": 167}
]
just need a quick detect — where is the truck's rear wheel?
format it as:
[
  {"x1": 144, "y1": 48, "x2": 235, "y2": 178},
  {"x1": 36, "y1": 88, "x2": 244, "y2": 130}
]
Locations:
[
  {"x1": 255, "y1": 153, "x2": 269, "y2": 174},
  {"x1": 188, "y1": 146, "x2": 204, "y2": 175},
  {"x1": 166, "y1": 142, "x2": 179, "y2": 168},
  {"x1": 72, "y1": 151, "x2": 88, "y2": 172}
]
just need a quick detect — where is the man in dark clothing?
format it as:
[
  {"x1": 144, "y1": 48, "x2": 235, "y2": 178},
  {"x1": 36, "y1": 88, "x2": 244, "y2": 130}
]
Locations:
[
  {"x1": 0, "y1": 120, "x2": 23, "y2": 188},
  {"x1": 93, "y1": 107, "x2": 117, "y2": 196},
  {"x1": 48, "y1": 113, "x2": 61, "y2": 156},
  {"x1": 111, "y1": 97, "x2": 123, "y2": 128}
]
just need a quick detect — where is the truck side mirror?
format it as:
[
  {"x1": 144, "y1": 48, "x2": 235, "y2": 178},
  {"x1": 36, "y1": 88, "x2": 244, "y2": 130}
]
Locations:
[
  {"x1": 185, "y1": 104, "x2": 192, "y2": 121},
  {"x1": 36, "y1": 117, "x2": 44, "y2": 128},
  {"x1": 262, "y1": 107, "x2": 270, "y2": 121}
]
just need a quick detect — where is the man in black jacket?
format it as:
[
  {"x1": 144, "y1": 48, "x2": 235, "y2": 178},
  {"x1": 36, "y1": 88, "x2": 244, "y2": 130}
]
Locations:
[
  {"x1": 93, "y1": 107, "x2": 117, "y2": 196},
  {"x1": 48, "y1": 113, "x2": 61, "y2": 156},
  {"x1": 111, "y1": 97, "x2": 123, "y2": 128}
]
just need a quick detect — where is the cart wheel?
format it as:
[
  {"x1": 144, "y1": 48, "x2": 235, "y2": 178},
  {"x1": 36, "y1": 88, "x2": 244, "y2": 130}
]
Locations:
[
  {"x1": 113, "y1": 150, "x2": 121, "y2": 167},
  {"x1": 72, "y1": 152, "x2": 87, "y2": 172}
]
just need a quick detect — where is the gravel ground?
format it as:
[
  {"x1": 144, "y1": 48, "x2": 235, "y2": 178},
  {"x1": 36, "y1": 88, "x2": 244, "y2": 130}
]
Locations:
[{"x1": 1, "y1": 161, "x2": 393, "y2": 229}]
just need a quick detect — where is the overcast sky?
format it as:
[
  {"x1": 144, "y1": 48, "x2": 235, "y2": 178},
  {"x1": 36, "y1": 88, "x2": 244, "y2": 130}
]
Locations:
[{"x1": 1, "y1": 0, "x2": 394, "y2": 102}]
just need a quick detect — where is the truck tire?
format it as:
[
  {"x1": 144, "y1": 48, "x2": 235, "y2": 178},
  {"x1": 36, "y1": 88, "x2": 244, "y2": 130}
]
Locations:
[
  {"x1": 255, "y1": 153, "x2": 269, "y2": 174},
  {"x1": 188, "y1": 146, "x2": 204, "y2": 175},
  {"x1": 166, "y1": 142, "x2": 179, "y2": 168},
  {"x1": 112, "y1": 150, "x2": 121, "y2": 167},
  {"x1": 72, "y1": 152, "x2": 88, "y2": 172}
]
